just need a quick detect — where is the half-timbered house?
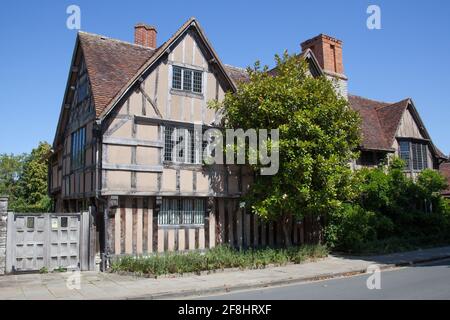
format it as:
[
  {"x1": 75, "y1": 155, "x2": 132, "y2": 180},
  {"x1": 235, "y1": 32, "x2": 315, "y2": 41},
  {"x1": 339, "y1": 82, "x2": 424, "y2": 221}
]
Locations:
[{"x1": 49, "y1": 18, "x2": 447, "y2": 267}]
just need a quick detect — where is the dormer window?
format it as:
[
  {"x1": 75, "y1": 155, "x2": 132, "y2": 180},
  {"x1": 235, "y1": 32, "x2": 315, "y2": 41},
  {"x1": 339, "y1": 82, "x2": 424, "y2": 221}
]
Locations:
[{"x1": 172, "y1": 66, "x2": 202, "y2": 94}]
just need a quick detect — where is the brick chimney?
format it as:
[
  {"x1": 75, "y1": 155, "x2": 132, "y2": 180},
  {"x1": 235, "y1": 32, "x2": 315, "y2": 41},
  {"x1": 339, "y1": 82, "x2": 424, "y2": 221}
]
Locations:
[
  {"x1": 134, "y1": 23, "x2": 157, "y2": 49},
  {"x1": 301, "y1": 34, "x2": 344, "y2": 75}
]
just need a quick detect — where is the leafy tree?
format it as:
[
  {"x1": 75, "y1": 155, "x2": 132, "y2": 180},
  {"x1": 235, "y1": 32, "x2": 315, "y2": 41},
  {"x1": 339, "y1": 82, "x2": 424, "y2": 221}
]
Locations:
[
  {"x1": 14, "y1": 141, "x2": 52, "y2": 212},
  {"x1": 212, "y1": 52, "x2": 361, "y2": 246},
  {"x1": 0, "y1": 141, "x2": 52, "y2": 212},
  {"x1": 0, "y1": 153, "x2": 26, "y2": 206}
]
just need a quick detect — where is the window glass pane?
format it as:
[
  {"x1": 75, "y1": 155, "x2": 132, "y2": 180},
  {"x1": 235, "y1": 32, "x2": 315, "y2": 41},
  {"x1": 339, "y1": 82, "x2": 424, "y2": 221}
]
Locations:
[
  {"x1": 175, "y1": 129, "x2": 185, "y2": 162},
  {"x1": 412, "y1": 142, "x2": 419, "y2": 170},
  {"x1": 193, "y1": 71, "x2": 202, "y2": 93},
  {"x1": 164, "y1": 127, "x2": 174, "y2": 161},
  {"x1": 159, "y1": 198, "x2": 205, "y2": 225},
  {"x1": 82, "y1": 127, "x2": 86, "y2": 166},
  {"x1": 183, "y1": 69, "x2": 192, "y2": 91},
  {"x1": 399, "y1": 141, "x2": 410, "y2": 169},
  {"x1": 422, "y1": 144, "x2": 428, "y2": 169},
  {"x1": 172, "y1": 66, "x2": 182, "y2": 89},
  {"x1": 164, "y1": 127, "x2": 198, "y2": 164}
]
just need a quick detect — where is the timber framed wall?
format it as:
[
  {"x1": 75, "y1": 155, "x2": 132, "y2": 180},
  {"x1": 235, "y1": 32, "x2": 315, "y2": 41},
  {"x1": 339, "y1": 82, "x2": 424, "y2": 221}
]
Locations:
[{"x1": 107, "y1": 196, "x2": 320, "y2": 256}]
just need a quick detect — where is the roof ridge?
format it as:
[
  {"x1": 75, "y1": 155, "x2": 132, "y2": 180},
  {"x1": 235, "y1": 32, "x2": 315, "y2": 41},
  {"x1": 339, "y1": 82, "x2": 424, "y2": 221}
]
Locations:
[
  {"x1": 375, "y1": 98, "x2": 410, "y2": 111},
  {"x1": 348, "y1": 94, "x2": 391, "y2": 105},
  {"x1": 224, "y1": 64, "x2": 247, "y2": 71},
  {"x1": 78, "y1": 31, "x2": 155, "y2": 51}
]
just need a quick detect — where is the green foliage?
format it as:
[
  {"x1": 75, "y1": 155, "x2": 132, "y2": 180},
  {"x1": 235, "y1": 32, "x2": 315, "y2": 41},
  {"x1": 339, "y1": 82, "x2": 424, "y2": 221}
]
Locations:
[
  {"x1": 110, "y1": 245, "x2": 328, "y2": 276},
  {"x1": 39, "y1": 267, "x2": 49, "y2": 274},
  {"x1": 53, "y1": 266, "x2": 67, "y2": 273},
  {"x1": 326, "y1": 158, "x2": 450, "y2": 253},
  {"x1": 325, "y1": 204, "x2": 378, "y2": 252},
  {"x1": 0, "y1": 141, "x2": 52, "y2": 212},
  {"x1": 0, "y1": 153, "x2": 26, "y2": 205},
  {"x1": 211, "y1": 52, "x2": 361, "y2": 244}
]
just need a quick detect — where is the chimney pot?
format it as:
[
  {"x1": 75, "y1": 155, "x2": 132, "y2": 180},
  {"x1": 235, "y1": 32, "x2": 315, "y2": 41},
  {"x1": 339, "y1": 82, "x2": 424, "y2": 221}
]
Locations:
[{"x1": 134, "y1": 23, "x2": 157, "y2": 48}]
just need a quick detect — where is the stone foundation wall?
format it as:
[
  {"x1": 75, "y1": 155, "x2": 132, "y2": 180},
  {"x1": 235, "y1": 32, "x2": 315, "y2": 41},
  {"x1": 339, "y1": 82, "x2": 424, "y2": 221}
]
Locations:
[{"x1": 0, "y1": 196, "x2": 8, "y2": 275}]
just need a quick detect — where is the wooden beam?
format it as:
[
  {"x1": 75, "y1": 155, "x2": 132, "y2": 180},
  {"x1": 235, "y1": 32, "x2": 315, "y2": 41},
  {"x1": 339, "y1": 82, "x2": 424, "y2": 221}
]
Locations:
[
  {"x1": 102, "y1": 136, "x2": 163, "y2": 148},
  {"x1": 102, "y1": 163, "x2": 163, "y2": 172},
  {"x1": 139, "y1": 85, "x2": 162, "y2": 118},
  {"x1": 135, "y1": 115, "x2": 219, "y2": 129}
]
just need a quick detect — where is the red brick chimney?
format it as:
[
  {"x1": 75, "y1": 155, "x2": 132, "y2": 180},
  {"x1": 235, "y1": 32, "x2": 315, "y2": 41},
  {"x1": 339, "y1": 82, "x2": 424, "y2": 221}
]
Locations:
[
  {"x1": 134, "y1": 23, "x2": 157, "y2": 48},
  {"x1": 301, "y1": 34, "x2": 344, "y2": 75}
]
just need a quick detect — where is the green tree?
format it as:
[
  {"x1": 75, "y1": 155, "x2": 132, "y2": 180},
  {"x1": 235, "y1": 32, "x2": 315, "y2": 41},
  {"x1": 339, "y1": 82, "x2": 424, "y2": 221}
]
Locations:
[
  {"x1": 0, "y1": 153, "x2": 25, "y2": 206},
  {"x1": 212, "y1": 52, "x2": 361, "y2": 246},
  {"x1": 13, "y1": 141, "x2": 52, "y2": 212}
]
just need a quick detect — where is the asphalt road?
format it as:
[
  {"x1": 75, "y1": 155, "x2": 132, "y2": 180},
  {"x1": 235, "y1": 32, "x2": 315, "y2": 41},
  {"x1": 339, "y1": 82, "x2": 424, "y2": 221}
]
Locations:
[{"x1": 200, "y1": 258, "x2": 450, "y2": 300}]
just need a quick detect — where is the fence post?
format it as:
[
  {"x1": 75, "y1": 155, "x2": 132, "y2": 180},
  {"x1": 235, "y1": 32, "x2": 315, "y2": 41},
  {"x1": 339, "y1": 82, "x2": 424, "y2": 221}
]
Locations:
[
  {"x1": 0, "y1": 196, "x2": 8, "y2": 275},
  {"x1": 80, "y1": 211, "x2": 90, "y2": 271},
  {"x1": 6, "y1": 212, "x2": 15, "y2": 273}
]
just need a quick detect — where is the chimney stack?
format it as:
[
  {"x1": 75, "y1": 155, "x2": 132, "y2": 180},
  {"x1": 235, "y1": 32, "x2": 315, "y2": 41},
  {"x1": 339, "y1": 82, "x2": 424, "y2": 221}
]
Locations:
[
  {"x1": 134, "y1": 23, "x2": 157, "y2": 49},
  {"x1": 301, "y1": 34, "x2": 344, "y2": 75}
]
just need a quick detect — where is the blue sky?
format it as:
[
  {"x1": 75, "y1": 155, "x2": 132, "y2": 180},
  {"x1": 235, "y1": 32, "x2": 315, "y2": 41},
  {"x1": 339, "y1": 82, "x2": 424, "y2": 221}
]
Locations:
[{"x1": 0, "y1": 0, "x2": 449, "y2": 155}]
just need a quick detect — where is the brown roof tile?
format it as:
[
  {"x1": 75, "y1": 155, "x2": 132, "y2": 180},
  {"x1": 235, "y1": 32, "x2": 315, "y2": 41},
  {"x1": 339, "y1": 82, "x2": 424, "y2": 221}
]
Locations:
[
  {"x1": 78, "y1": 32, "x2": 155, "y2": 116},
  {"x1": 375, "y1": 98, "x2": 410, "y2": 145},
  {"x1": 348, "y1": 95, "x2": 393, "y2": 150},
  {"x1": 75, "y1": 30, "x2": 444, "y2": 162},
  {"x1": 224, "y1": 64, "x2": 249, "y2": 83}
]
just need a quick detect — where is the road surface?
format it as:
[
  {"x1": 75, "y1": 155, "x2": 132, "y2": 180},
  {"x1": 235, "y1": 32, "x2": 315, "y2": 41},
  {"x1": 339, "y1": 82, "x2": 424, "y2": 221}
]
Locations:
[{"x1": 199, "y1": 258, "x2": 450, "y2": 300}]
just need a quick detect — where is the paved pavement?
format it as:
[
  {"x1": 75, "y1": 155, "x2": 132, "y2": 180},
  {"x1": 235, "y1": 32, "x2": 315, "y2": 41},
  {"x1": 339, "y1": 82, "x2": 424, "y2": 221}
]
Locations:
[
  {"x1": 201, "y1": 258, "x2": 450, "y2": 300},
  {"x1": 0, "y1": 246, "x2": 450, "y2": 300}
]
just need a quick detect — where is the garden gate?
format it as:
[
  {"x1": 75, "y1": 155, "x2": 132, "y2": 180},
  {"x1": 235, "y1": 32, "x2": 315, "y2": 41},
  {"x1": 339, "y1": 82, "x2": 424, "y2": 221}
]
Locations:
[{"x1": 5, "y1": 211, "x2": 92, "y2": 273}]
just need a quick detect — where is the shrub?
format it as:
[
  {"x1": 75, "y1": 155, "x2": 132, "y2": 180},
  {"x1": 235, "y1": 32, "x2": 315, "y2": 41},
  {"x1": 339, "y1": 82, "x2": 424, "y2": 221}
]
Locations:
[
  {"x1": 325, "y1": 204, "x2": 379, "y2": 252},
  {"x1": 325, "y1": 159, "x2": 450, "y2": 253},
  {"x1": 110, "y1": 245, "x2": 328, "y2": 276}
]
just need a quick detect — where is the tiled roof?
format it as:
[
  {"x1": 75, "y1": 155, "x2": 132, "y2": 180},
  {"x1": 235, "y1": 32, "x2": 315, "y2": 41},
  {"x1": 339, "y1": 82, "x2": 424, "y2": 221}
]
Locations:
[
  {"x1": 440, "y1": 162, "x2": 450, "y2": 196},
  {"x1": 376, "y1": 98, "x2": 410, "y2": 145},
  {"x1": 347, "y1": 95, "x2": 393, "y2": 150},
  {"x1": 78, "y1": 32, "x2": 156, "y2": 116},
  {"x1": 224, "y1": 64, "x2": 249, "y2": 83},
  {"x1": 74, "y1": 26, "x2": 444, "y2": 161}
]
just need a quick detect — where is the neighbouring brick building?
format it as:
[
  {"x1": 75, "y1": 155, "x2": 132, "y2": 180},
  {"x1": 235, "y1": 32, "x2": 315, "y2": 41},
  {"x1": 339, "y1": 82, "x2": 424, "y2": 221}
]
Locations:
[{"x1": 48, "y1": 18, "x2": 447, "y2": 261}]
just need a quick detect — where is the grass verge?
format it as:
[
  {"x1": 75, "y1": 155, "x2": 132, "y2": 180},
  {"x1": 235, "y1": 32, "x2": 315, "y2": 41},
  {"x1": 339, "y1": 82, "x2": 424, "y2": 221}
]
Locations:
[{"x1": 110, "y1": 245, "x2": 328, "y2": 277}]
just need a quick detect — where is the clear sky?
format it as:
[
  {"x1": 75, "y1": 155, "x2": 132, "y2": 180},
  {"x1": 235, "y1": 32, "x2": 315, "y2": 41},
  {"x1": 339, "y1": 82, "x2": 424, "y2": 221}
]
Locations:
[{"x1": 0, "y1": 0, "x2": 449, "y2": 156}]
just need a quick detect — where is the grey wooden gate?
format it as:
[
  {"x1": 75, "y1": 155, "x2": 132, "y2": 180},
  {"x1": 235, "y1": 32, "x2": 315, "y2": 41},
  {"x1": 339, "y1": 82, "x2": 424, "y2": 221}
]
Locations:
[{"x1": 5, "y1": 212, "x2": 90, "y2": 273}]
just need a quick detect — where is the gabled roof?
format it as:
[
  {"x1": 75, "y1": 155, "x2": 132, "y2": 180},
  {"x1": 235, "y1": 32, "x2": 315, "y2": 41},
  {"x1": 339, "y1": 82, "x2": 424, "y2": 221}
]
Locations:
[
  {"x1": 99, "y1": 17, "x2": 236, "y2": 120},
  {"x1": 53, "y1": 17, "x2": 236, "y2": 146},
  {"x1": 79, "y1": 32, "x2": 156, "y2": 116},
  {"x1": 348, "y1": 94, "x2": 447, "y2": 160},
  {"x1": 375, "y1": 98, "x2": 410, "y2": 146},
  {"x1": 348, "y1": 95, "x2": 392, "y2": 151}
]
